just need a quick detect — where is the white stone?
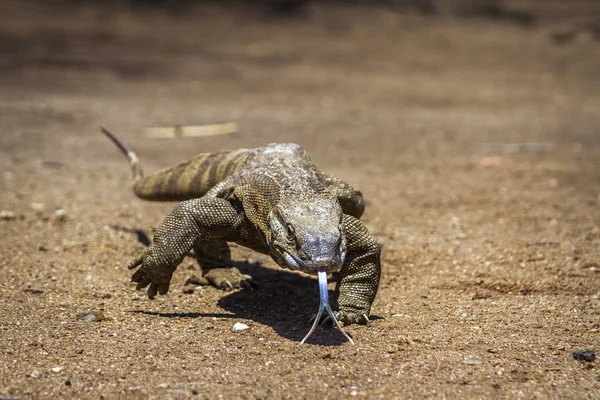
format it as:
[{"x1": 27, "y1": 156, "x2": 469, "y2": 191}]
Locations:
[{"x1": 233, "y1": 322, "x2": 250, "y2": 332}]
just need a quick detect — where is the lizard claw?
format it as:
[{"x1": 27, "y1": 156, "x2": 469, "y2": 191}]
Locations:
[
  {"x1": 336, "y1": 309, "x2": 371, "y2": 326},
  {"x1": 362, "y1": 313, "x2": 371, "y2": 325},
  {"x1": 127, "y1": 252, "x2": 145, "y2": 270},
  {"x1": 204, "y1": 268, "x2": 254, "y2": 291}
]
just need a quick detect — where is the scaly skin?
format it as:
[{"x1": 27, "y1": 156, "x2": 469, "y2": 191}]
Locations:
[{"x1": 102, "y1": 128, "x2": 381, "y2": 325}]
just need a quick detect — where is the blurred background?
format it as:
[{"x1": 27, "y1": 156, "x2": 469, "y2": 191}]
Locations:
[
  {"x1": 1, "y1": 0, "x2": 599, "y2": 243},
  {"x1": 1, "y1": 0, "x2": 598, "y2": 160}
]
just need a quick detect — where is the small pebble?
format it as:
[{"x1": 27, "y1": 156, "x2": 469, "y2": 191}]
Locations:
[
  {"x1": 65, "y1": 379, "x2": 72, "y2": 386},
  {"x1": 30, "y1": 370, "x2": 41, "y2": 379},
  {"x1": 473, "y1": 288, "x2": 493, "y2": 300},
  {"x1": 54, "y1": 209, "x2": 67, "y2": 222},
  {"x1": 479, "y1": 156, "x2": 505, "y2": 168},
  {"x1": 582, "y1": 262, "x2": 599, "y2": 270},
  {"x1": 0, "y1": 210, "x2": 18, "y2": 220},
  {"x1": 526, "y1": 254, "x2": 545, "y2": 262},
  {"x1": 572, "y1": 350, "x2": 596, "y2": 362},
  {"x1": 233, "y1": 322, "x2": 250, "y2": 332},
  {"x1": 182, "y1": 284, "x2": 198, "y2": 294},
  {"x1": 31, "y1": 202, "x2": 45, "y2": 213},
  {"x1": 76, "y1": 311, "x2": 105, "y2": 322},
  {"x1": 23, "y1": 287, "x2": 44, "y2": 294},
  {"x1": 462, "y1": 356, "x2": 483, "y2": 365},
  {"x1": 51, "y1": 366, "x2": 63, "y2": 374},
  {"x1": 75, "y1": 348, "x2": 84, "y2": 354}
]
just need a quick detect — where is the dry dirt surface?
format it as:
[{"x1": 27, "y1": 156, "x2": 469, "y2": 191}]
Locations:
[{"x1": 1, "y1": 1, "x2": 599, "y2": 398}]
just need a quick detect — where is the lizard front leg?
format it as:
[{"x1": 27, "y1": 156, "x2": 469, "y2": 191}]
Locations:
[
  {"x1": 335, "y1": 214, "x2": 381, "y2": 325},
  {"x1": 318, "y1": 173, "x2": 365, "y2": 219},
  {"x1": 128, "y1": 197, "x2": 243, "y2": 299}
]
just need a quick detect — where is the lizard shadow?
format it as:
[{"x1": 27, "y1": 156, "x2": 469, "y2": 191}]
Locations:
[
  {"x1": 126, "y1": 232, "x2": 352, "y2": 345},
  {"x1": 131, "y1": 261, "x2": 351, "y2": 346},
  {"x1": 215, "y1": 260, "x2": 350, "y2": 346}
]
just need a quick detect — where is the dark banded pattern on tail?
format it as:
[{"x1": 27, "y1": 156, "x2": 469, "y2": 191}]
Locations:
[
  {"x1": 132, "y1": 148, "x2": 250, "y2": 201},
  {"x1": 102, "y1": 127, "x2": 252, "y2": 202}
]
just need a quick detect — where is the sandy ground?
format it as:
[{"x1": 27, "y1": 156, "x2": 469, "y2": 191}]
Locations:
[{"x1": 0, "y1": 1, "x2": 599, "y2": 398}]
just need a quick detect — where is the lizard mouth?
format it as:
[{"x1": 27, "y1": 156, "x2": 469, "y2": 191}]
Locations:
[
  {"x1": 282, "y1": 250, "x2": 343, "y2": 274},
  {"x1": 282, "y1": 251, "x2": 302, "y2": 271},
  {"x1": 270, "y1": 241, "x2": 344, "y2": 274}
]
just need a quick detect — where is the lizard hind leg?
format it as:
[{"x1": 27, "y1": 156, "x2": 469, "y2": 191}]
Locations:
[
  {"x1": 194, "y1": 239, "x2": 232, "y2": 269},
  {"x1": 193, "y1": 240, "x2": 253, "y2": 290}
]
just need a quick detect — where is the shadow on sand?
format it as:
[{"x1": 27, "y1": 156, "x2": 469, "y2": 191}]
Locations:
[{"x1": 132, "y1": 259, "x2": 353, "y2": 346}]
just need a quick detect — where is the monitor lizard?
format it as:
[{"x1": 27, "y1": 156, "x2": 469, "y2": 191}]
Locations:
[{"x1": 102, "y1": 127, "x2": 381, "y2": 340}]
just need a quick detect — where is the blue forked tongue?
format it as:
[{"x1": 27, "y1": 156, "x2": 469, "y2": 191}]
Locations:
[{"x1": 300, "y1": 270, "x2": 355, "y2": 345}]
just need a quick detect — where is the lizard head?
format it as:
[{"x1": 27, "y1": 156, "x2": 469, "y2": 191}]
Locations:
[{"x1": 267, "y1": 198, "x2": 346, "y2": 274}]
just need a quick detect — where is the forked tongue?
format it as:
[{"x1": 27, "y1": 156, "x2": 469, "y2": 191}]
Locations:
[{"x1": 300, "y1": 271, "x2": 355, "y2": 345}]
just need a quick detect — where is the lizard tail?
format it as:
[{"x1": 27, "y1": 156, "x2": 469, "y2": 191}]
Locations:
[
  {"x1": 102, "y1": 126, "x2": 252, "y2": 202},
  {"x1": 101, "y1": 127, "x2": 144, "y2": 180}
]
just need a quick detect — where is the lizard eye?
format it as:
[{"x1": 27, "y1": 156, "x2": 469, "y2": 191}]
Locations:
[{"x1": 285, "y1": 224, "x2": 296, "y2": 243}]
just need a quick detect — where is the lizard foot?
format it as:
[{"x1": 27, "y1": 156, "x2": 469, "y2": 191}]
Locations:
[
  {"x1": 203, "y1": 267, "x2": 255, "y2": 291},
  {"x1": 308, "y1": 310, "x2": 370, "y2": 327},
  {"x1": 128, "y1": 246, "x2": 176, "y2": 300},
  {"x1": 337, "y1": 309, "x2": 371, "y2": 326}
]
